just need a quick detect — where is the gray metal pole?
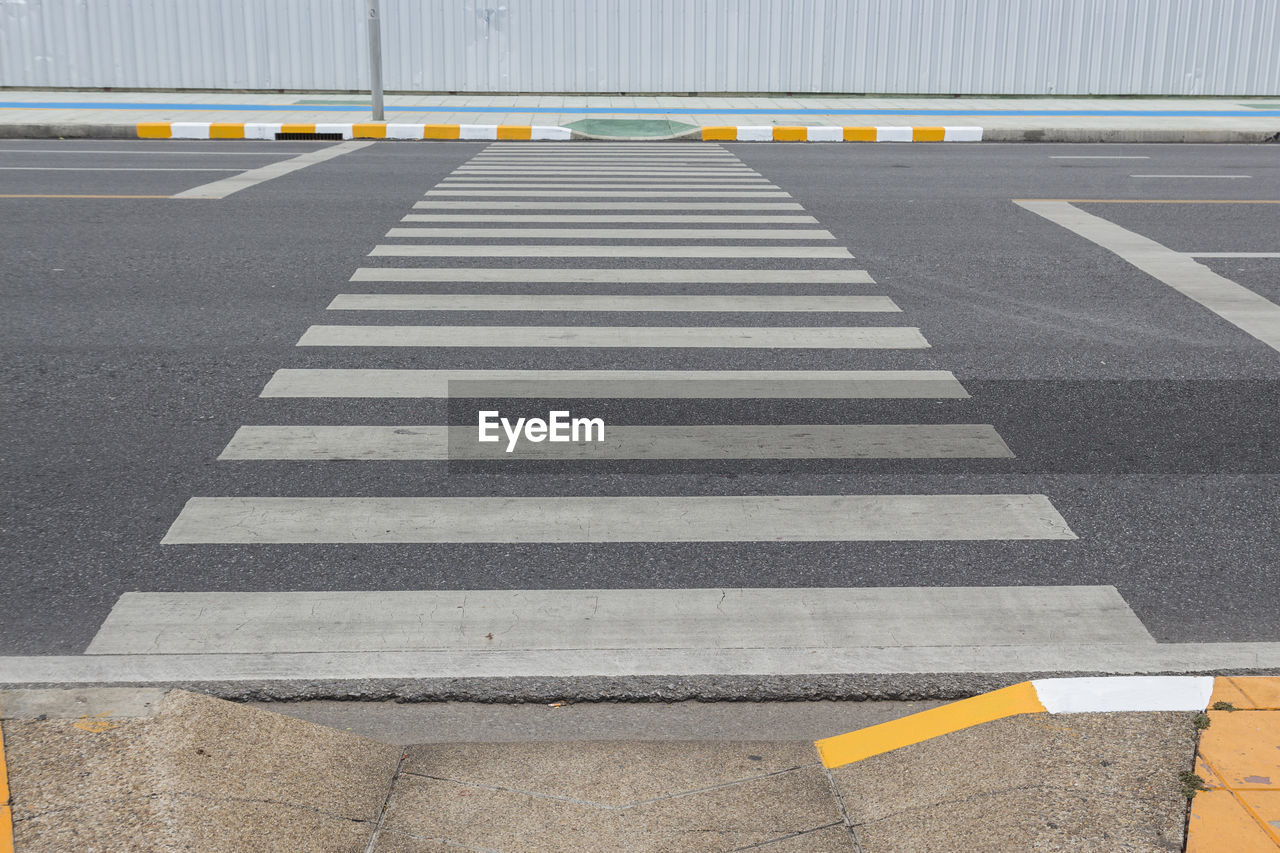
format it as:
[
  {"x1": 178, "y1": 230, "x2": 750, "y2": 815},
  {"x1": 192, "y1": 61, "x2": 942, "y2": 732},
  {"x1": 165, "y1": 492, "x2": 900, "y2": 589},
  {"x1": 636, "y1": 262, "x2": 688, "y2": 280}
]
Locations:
[{"x1": 365, "y1": 0, "x2": 385, "y2": 121}]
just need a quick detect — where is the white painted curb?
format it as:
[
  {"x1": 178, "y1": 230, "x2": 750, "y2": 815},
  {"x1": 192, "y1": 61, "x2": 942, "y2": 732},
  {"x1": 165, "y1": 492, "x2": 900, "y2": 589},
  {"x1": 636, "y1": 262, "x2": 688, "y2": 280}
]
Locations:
[{"x1": 1032, "y1": 676, "x2": 1216, "y2": 713}]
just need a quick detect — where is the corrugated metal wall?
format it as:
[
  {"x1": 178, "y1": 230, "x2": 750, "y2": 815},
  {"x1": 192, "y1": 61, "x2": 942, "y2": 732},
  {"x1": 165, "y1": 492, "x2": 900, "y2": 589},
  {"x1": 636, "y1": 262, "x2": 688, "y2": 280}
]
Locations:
[{"x1": 3, "y1": 0, "x2": 1278, "y2": 95}]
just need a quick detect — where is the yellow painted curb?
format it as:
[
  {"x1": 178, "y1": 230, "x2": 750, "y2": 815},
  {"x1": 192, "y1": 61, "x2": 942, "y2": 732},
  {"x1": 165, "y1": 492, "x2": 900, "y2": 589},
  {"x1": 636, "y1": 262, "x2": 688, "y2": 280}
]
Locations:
[
  {"x1": 815, "y1": 681, "x2": 1046, "y2": 769},
  {"x1": 279, "y1": 123, "x2": 316, "y2": 134},
  {"x1": 136, "y1": 121, "x2": 171, "y2": 139},
  {"x1": 913, "y1": 126, "x2": 946, "y2": 141},
  {"x1": 1, "y1": 700, "x2": 12, "y2": 853},
  {"x1": 352, "y1": 122, "x2": 387, "y2": 138},
  {"x1": 842, "y1": 126, "x2": 878, "y2": 141},
  {"x1": 701, "y1": 126, "x2": 737, "y2": 141},
  {"x1": 496, "y1": 125, "x2": 533, "y2": 140},
  {"x1": 772, "y1": 126, "x2": 808, "y2": 141},
  {"x1": 208, "y1": 122, "x2": 244, "y2": 139},
  {"x1": 424, "y1": 124, "x2": 462, "y2": 139}
]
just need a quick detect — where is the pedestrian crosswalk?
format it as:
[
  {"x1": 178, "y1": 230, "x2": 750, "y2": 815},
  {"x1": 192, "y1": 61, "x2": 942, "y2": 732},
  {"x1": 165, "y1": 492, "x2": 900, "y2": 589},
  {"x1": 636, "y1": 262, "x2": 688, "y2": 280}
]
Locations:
[{"x1": 166, "y1": 141, "x2": 1076, "y2": 547}]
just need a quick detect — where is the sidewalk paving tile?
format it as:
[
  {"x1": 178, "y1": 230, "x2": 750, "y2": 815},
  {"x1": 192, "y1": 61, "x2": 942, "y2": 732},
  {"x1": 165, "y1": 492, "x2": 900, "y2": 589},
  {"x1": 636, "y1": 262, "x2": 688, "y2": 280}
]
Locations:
[
  {"x1": 384, "y1": 741, "x2": 848, "y2": 852},
  {"x1": 829, "y1": 711, "x2": 1194, "y2": 852}
]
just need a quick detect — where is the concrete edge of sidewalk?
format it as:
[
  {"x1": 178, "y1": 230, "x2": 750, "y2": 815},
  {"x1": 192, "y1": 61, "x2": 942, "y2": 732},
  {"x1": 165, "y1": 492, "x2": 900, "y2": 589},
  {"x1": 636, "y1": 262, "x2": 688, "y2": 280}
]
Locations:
[
  {"x1": 4, "y1": 667, "x2": 1280, "y2": 702},
  {"x1": 2, "y1": 120, "x2": 1277, "y2": 143}
]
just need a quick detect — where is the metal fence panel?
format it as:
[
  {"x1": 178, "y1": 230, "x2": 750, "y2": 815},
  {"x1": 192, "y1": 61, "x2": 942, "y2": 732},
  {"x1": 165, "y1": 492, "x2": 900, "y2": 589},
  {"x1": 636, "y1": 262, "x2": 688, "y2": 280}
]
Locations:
[{"x1": 3, "y1": 0, "x2": 1278, "y2": 94}]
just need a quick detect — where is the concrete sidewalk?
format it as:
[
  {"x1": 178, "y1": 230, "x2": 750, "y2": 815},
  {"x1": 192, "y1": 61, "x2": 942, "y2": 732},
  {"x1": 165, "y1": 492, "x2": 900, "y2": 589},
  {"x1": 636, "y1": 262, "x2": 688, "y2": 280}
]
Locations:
[
  {"x1": 0, "y1": 686, "x2": 1240, "y2": 852},
  {"x1": 2, "y1": 90, "x2": 1280, "y2": 141}
]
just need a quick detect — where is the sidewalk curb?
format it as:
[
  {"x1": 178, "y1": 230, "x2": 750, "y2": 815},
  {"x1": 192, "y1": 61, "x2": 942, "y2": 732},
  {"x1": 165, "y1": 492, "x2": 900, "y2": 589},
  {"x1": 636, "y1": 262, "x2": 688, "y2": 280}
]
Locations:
[
  {"x1": 1, "y1": 698, "x2": 12, "y2": 853},
  {"x1": 0, "y1": 121, "x2": 1275, "y2": 143},
  {"x1": 814, "y1": 676, "x2": 1215, "y2": 769}
]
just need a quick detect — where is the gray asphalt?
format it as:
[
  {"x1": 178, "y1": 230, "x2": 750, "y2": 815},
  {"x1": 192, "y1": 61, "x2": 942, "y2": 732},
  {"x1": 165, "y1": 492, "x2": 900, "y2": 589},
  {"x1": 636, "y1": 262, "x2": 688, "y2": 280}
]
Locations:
[{"x1": 1, "y1": 140, "x2": 1277, "y2": 656}]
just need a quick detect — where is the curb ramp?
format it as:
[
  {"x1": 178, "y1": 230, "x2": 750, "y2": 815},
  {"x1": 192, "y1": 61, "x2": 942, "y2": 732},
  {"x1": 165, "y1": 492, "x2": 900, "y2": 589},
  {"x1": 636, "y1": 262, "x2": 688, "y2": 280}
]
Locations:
[{"x1": 2, "y1": 678, "x2": 1275, "y2": 850}]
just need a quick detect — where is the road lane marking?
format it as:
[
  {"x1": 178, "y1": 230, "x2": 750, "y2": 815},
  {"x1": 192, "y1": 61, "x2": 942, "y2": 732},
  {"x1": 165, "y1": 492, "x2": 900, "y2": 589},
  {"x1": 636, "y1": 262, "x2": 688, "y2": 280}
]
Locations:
[
  {"x1": 259, "y1": 368, "x2": 967, "y2": 399},
  {"x1": 219, "y1": 424, "x2": 1010, "y2": 461},
  {"x1": 1049, "y1": 155, "x2": 1151, "y2": 159},
  {"x1": 85, "y1": 586, "x2": 1141, "y2": 655},
  {"x1": 432, "y1": 183, "x2": 781, "y2": 190},
  {"x1": 326, "y1": 294, "x2": 897, "y2": 312},
  {"x1": 398, "y1": 215, "x2": 820, "y2": 223},
  {"x1": 413, "y1": 201, "x2": 806, "y2": 209},
  {"x1": 1129, "y1": 174, "x2": 1252, "y2": 179},
  {"x1": 0, "y1": 147, "x2": 307, "y2": 155},
  {"x1": 0, "y1": 194, "x2": 174, "y2": 199},
  {"x1": 350, "y1": 267, "x2": 872, "y2": 283},
  {"x1": 382, "y1": 227, "x2": 834, "y2": 239},
  {"x1": 0, "y1": 166, "x2": 240, "y2": 171},
  {"x1": 424, "y1": 190, "x2": 792, "y2": 197},
  {"x1": 296, "y1": 324, "x2": 927, "y2": 349},
  {"x1": 368, "y1": 244, "x2": 851, "y2": 257},
  {"x1": 1017, "y1": 200, "x2": 1280, "y2": 353},
  {"x1": 1013, "y1": 199, "x2": 1280, "y2": 204},
  {"x1": 161, "y1": 494, "x2": 1075, "y2": 544},
  {"x1": 171, "y1": 140, "x2": 373, "y2": 199},
  {"x1": 1185, "y1": 252, "x2": 1280, "y2": 258}
]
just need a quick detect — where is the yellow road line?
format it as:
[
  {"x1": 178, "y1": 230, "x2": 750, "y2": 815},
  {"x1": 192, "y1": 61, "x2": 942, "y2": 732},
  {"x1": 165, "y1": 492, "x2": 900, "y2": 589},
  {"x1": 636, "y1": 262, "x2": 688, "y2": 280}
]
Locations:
[{"x1": 815, "y1": 681, "x2": 1046, "y2": 769}]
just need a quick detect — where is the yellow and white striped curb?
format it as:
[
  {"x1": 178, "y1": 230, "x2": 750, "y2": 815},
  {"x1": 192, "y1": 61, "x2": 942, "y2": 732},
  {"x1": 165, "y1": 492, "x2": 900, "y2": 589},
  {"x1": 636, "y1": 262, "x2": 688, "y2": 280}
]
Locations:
[
  {"x1": 702, "y1": 125, "x2": 983, "y2": 142},
  {"x1": 815, "y1": 675, "x2": 1215, "y2": 769},
  {"x1": 135, "y1": 122, "x2": 573, "y2": 140}
]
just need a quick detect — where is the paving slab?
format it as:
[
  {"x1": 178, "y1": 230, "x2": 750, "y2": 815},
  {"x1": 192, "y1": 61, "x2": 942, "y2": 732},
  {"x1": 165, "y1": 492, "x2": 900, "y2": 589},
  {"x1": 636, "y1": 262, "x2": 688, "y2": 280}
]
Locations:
[
  {"x1": 380, "y1": 741, "x2": 849, "y2": 852},
  {"x1": 1, "y1": 689, "x2": 401, "y2": 852},
  {"x1": 829, "y1": 711, "x2": 1196, "y2": 852}
]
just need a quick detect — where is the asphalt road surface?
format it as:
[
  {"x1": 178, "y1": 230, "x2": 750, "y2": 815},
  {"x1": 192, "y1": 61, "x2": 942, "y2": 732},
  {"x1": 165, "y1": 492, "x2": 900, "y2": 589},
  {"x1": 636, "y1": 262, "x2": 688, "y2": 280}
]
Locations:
[{"x1": 1, "y1": 139, "x2": 1277, "y2": 689}]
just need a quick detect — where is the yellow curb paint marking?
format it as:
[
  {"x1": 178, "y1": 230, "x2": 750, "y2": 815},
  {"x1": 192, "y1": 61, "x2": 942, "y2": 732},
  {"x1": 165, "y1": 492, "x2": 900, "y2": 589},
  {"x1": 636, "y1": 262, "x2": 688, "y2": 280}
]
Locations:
[
  {"x1": 815, "y1": 681, "x2": 1046, "y2": 769},
  {"x1": 913, "y1": 126, "x2": 946, "y2": 142},
  {"x1": 701, "y1": 127, "x2": 737, "y2": 141},
  {"x1": 1227, "y1": 677, "x2": 1280, "y2": 711},
  {"x1": 353, "y1": 123, "x2": 388, "y2": 138},
  {"x1": 1189, "y1": 678, "x2": 1280, "y2": 849},
  {"x1": 1, "y1": 699, "x2": 11, "y2": 853},
  {"x1": 497, "y1": 125, "x2": 533, "y2": 140},
  {"x1": 72, "y1": 711, "x2": 119, "y2": 734},
  {"x1": 424, "y1": 124, "x2": 462, "y2": 139},
  {"x1": 136, "y1": 121, "x2": 172, "y2": 138},
  {"x1": 280, "y1": 123, "x2": 317, "y2": 134},
  {"x1": 208, "y1": 122, "x2": 245, "y2": 139},
  {"x1": 1187, "y1": 790, "x2": 1279, "y2": 851},
  {"x1": 772, "y1": 126, "x2": 807, "y2": 142},
  {"x1": 843, "y1": 126, "x2": 877, "y2": 142}
]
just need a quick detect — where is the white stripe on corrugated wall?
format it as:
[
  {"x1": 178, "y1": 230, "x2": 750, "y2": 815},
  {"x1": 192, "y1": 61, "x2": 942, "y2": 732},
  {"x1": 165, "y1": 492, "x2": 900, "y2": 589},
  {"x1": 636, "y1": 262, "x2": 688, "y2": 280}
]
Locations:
[{"x1": 2, "y1": 0, "x2": 1277, "y2": 94}]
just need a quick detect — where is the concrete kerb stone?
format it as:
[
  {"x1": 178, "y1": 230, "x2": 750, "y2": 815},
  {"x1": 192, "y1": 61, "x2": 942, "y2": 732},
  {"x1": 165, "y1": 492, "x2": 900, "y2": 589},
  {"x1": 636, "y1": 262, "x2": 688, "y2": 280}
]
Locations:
[{"x1": 0, "y1": 121, "x2": 1278, "y2": 142}]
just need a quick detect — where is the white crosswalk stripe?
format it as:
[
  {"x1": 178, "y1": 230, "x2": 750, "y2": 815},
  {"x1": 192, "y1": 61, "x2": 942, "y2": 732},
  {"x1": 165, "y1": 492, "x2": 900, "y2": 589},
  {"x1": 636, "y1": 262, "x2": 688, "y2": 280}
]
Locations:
[
  {"x1": 163, "y1": 495, "x2": 1075, "y2": 544},
  {"x1": 325, "y1": 294, "x2": 899, "y2": 311},
  {"x1": 412, "y1": 201, "x2": 806, "y2": 209},
  {"x1": 398, "y1": 215, "x2": 821, "y2": 222},
  {"x1": 259, "y1": 368, "x2": 970, "y2": 398},
  {"x1": 383, "y1": 227, "x2": 834, "y2": 239},
  {"x1": 349, "y1": 268, "x2": 874, "y2": 283},
  {"x1": 220, "y1": 424, "x2": 1013, "y2": 460},
  {"x1": 295, "y1": 324, "x2": 928, "y2": 349},
  {"x1": 368, "y1": 244, "x2": 851, "y2": 258}
]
